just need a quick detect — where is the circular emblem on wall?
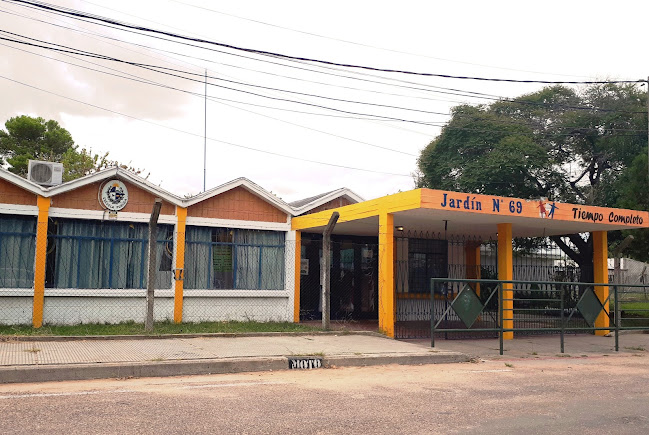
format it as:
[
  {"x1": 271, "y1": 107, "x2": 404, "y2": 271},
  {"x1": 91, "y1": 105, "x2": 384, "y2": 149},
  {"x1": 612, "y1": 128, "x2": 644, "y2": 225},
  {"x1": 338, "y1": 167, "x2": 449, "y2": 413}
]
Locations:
[{"x1": 101, "y1": 179, "x2": 129, "y2": 211}]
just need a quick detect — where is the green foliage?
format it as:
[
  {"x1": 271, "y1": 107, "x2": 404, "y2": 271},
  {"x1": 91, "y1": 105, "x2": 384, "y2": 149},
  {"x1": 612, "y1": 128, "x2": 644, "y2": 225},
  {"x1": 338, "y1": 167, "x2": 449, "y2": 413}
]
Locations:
[
  {"x1": 0, "y1": 115, "x2": 146, "y2": 181},
  {"x1": 0, "y1": 116, "x2": 74, "y2": 176},
  {"x1": 616, "y1": 151, "x2": 649, "y2": 262},
  {"x1": 417, "y1": 83, "x2": 647, "y2": 207}
]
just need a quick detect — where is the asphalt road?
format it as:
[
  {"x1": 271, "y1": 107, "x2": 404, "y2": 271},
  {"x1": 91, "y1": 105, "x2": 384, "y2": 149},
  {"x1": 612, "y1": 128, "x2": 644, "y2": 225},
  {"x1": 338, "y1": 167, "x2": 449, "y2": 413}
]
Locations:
[{"x1": 1, "y1": 352, "x2": 648, "y2": 434}]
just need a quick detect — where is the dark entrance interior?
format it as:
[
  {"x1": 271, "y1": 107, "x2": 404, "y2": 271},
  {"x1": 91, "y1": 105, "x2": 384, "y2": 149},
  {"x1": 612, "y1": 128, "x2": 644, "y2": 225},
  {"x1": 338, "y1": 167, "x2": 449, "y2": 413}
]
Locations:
[{"x1": 300, "y1": 234, "x2": 378, "y2": 321}]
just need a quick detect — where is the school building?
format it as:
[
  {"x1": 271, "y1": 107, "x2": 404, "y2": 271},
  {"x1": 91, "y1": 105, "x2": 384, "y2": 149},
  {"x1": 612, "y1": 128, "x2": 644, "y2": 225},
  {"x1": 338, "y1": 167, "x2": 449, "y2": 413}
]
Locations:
[{"x1": 1, "y1": 167, "x2": 647, "y2": 338}]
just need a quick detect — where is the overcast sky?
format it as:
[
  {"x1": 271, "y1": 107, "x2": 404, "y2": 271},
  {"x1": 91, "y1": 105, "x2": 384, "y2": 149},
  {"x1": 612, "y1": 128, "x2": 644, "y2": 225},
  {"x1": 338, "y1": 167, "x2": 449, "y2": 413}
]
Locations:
[{"x1": 1, "y1": 0, "x2": 647, "y2": 203}]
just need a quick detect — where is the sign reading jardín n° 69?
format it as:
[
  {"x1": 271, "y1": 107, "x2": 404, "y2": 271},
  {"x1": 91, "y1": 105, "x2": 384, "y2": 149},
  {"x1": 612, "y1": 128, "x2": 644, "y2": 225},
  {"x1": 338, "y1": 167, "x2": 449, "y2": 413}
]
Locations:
[{"x1": 436, "y1": 191, "x2": 645, "y2": 226}]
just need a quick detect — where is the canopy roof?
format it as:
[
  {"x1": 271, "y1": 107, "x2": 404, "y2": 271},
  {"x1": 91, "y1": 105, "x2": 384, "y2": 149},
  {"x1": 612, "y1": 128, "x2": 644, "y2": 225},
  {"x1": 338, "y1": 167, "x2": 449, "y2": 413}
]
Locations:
[{"x1": 292, "y1": 189, "x2": 649, "y2": 239}]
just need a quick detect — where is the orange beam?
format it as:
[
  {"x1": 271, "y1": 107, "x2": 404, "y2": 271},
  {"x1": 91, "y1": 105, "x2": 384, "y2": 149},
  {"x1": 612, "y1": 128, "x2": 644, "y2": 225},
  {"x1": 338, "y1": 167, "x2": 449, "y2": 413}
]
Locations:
[
  {"x1": 593, "y1": 231, "x2": 609, "y2": 336},
  {"x1": 173, "y1": 207, "x2": 187, "y2": 323},
  {"x1": 378, "y1": 212, "x2": 395, "y2": 337},
  {"x1": 498, "y1": 223, "x2": 513, "y2": 340},
  {"x1": 294, "y1": 231, "x2": 301, "y2": 323},
  {"x1": 32, "y1": 196, "x2": 50, "y2": 328}
]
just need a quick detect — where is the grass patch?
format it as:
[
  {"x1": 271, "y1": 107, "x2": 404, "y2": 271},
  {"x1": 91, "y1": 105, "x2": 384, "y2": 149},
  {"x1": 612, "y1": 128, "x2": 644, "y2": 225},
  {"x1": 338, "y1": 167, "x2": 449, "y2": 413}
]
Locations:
[
  {"x1": 504, "y1": 363, "x2": 514, "y2": 368},
  {"x1": 24, "y1": 346, "x2": 40, "y2": 353},
  {"x1": 610, "y1": 301, "x2": 649, "y2": 317},
  {"x1": 624, "y1": 346, "x2": 646, "y2": 352},
  {"x1": 0, "y1": 320, "x2": 322, "y2": 337}
]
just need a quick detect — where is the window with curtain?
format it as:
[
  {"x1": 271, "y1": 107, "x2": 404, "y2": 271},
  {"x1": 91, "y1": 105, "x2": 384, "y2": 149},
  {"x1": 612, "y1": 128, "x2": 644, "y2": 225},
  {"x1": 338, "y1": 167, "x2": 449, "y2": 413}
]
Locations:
[
  {"x1": 184, "y1": 226, "x2": 285, "y2": 290},
  {"x1": 0, "y1": 215, "x2": 36, "y2": 288},
  {"x1": 46, "y1": 218, "x2": 173, "y2": 289}
]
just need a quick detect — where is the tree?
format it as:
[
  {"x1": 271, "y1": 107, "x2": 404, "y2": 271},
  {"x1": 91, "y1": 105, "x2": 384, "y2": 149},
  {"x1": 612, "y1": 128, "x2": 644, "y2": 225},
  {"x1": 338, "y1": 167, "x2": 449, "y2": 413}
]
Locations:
[
  {"x1": 0, "y1": 116, "x2": 74, "y2": 176},
  {"x1": 616, "y1": 151, "x2": 649, "y2": 262},
  {"x1": 417, "y1": 83, "x2": 648, "y2": 281},
  {"x1": 0, "y1": 115, "x2": 145, "y2": 181}
]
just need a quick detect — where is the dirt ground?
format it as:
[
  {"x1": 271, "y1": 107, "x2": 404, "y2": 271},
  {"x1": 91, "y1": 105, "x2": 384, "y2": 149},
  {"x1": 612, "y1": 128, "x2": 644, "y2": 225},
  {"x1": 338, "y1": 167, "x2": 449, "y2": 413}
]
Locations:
[{"x1": 1, "y1": 349, "x2": 648, "y2": 434}]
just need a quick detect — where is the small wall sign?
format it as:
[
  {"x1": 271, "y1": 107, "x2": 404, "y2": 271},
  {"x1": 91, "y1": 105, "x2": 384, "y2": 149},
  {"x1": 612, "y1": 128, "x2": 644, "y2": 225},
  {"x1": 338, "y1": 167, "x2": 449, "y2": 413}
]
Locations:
[{"x1": 100, "y1": 179, "x2": 129, "y2": 211}]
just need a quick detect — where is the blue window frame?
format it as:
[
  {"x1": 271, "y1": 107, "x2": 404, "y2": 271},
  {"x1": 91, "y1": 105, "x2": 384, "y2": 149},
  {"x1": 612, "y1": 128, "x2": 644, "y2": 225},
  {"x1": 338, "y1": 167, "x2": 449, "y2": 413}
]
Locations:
[
  {"x1": 45, "y1": 218, "x2": 173, "y2": 289},
  {"x1": 184, "y1": 226, "x2": 285, "y2": 290}
]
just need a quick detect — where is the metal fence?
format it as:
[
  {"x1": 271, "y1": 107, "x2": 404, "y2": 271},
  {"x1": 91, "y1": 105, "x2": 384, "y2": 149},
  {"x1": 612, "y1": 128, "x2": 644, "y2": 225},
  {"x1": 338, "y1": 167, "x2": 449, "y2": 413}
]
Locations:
[
  {"x1": 429, "y1": 278, "x2": 649, "y2": 355},
  {"x1": 394, "y1": 235, "x2": 592, "y2": 338}
]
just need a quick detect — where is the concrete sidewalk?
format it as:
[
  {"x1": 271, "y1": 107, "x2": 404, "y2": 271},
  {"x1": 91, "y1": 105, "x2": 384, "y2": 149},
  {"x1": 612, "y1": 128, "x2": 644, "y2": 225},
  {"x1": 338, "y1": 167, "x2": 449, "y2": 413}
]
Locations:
[
  {"x1": 408, "y1": 331, "x2": 649, "y2": 360},
  {"x1": 0, "y1": 333, "x2": 468, "y2": 384}
]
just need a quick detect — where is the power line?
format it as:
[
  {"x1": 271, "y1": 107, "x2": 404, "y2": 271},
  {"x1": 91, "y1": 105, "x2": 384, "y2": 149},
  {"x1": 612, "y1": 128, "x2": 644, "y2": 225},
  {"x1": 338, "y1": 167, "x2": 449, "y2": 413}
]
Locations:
[
  {"x1": 6, "y1": 0, "x2": 646, "y2": 85},
  {"x1": 0, "y1": 39, "x2": 424, "y2": 156},
  {"x1": 0, "y1": 33, "x2": 448, "y2": 126},
  {"x1": 0, "y1": 73, "x2": 414, "y2": 177},
  {"x1": 7, "y1": 1, "x2": 644, "y2": 118},
  {"x1": 3, "y1": 35, "x2": 644, "y2": 141},
  {"x1": 164, "y1": 0, "x2": 594, "y2": 80}
]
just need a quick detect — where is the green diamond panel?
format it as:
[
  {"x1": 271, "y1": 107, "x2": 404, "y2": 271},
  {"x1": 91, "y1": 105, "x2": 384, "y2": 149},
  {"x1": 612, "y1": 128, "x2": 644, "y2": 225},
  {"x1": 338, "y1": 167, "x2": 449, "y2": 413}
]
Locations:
[
  {"x1": 451, "y1": 285, "x2": 484, "y2": 328},
  {"x1": 577, "y1": 287, "x2": 605, "y2": 327}
]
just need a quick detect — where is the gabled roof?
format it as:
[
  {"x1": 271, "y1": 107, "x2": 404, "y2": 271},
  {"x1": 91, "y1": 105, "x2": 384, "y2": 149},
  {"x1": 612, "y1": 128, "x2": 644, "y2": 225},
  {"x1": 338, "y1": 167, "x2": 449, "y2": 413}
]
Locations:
[
  {"x1": 1, "y1": 166, "x2": 355, "y2": 218},
  {"x1": 183, "y1": 177, "x2": 294, "y2": 215},
  {"x1": 290, "y1": 187, "x2": 364, "y2": 215},
  {"x1": 46, "y1": 167, "x2": 182, "y2": 206},
  {"x1": 0, "y1": 167, "x2": 45, "y2": 196}
]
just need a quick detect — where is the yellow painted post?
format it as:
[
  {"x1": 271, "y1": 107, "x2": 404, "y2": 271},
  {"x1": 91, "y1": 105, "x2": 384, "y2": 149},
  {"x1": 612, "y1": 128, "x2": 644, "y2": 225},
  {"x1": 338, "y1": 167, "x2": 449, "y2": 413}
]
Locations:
[
  {"x1": 294, "y1": 230, "x2": 301, "y2": 323},
  {"x1": 497, "y1": 223, "x2": 513, "y2": 340},
  {"x1": 32, "y1": 196, "x2": 50, "y2": 328},
  {"x1": 465, "y1": 241, "x2": 481, "y2": 296},
  {"x1": 378, "y1": 212, "x2": 395, "y2": 337},
  {"x1": 173, "y1": 207, "x2": 187, "y2": 323},
  {"x1": 592, "y1": 231, "x2": 609, "y2": 336}
]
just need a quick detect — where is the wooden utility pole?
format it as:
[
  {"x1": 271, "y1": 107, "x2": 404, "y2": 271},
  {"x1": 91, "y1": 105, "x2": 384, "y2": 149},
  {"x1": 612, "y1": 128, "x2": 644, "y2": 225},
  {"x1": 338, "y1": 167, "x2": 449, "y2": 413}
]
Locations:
[
  {"x1": 145, "y1": 198, "x2": 162, "y2": 332},
  {"x1": 321, "y1": 212, "x2": 339, "y2": 330}
]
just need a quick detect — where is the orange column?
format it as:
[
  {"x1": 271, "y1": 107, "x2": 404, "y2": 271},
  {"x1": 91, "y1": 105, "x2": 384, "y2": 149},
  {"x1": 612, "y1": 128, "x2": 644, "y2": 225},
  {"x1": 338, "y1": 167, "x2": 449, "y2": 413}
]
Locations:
[
  {"x1": 498, "y1": 223, "x2": 513, "y2": 340},
  {"x1": 465, "y1": 241, "x2": 481, "y2": 296},
  {"x1": 32, "y1": 195, "x2": 50, "y2": 328},
  {"x1": 592, "y1": 231, "x2": 609, "y2": 336},
  {"x1": 173, "y1": 207, "x2": 187, "y2": 323},
  {"x1": 378, "y1": 212, "x2": 395, "y2": 337},
  {"x1": 294, "y1": 230, "x2": 301, "y2": 323}
]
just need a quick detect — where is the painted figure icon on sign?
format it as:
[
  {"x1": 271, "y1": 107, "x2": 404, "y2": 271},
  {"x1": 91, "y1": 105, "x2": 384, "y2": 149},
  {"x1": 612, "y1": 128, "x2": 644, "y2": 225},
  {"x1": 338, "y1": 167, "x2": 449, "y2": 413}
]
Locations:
[{"x1": 537, "y1": 200, "x2": 547, "y2": 218}]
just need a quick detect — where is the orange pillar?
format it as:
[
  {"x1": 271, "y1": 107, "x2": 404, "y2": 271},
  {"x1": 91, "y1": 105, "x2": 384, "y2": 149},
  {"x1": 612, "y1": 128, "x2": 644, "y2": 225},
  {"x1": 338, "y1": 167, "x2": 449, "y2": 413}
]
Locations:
[
  {"x1": 32, "y1": 195, "x2": 50, "y2": 328},
  {"x1": 173, "y1": 207, "x2": 187, "y2": 323},
  {"x1": 498, "y1": 223, "x2": 513, "y2": 340},
  {"x1": 592, "y1": 231, "x2": 609, "y2": 336},
  {"x1": 378, "y1": 212, "x2": 395, "y2": 337},
  {"x1": 294, "y1": 230, "x2": 301, "y2": 323},
  {"x1": 465, "y1": 241, "x2": 481, "y2": 296}
]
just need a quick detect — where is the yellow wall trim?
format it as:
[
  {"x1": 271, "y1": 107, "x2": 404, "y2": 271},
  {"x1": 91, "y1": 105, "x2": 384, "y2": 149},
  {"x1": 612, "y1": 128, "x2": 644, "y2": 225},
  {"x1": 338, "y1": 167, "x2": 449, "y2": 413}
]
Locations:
[{"x1": 292, "y1": 190, "x2": 421, "y2": 231}]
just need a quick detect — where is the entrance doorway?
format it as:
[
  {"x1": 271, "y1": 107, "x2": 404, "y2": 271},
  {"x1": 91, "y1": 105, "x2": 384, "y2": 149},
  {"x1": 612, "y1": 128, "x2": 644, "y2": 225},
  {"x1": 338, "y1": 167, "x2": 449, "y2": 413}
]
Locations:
[{"x1": 299, "y1": 234, "x2": 378, "y2": 322}]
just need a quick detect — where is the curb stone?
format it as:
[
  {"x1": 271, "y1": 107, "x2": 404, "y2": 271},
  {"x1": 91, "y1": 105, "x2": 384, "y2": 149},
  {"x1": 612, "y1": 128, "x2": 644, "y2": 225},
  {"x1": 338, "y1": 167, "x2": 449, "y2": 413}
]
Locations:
[{"x1": 0, "y1": 351, "x2": 469, "y2": 384}]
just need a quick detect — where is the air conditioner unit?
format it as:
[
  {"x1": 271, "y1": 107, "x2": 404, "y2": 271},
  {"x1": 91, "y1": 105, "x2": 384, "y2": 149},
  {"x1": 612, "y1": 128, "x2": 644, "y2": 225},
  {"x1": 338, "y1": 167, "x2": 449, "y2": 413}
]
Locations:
[{"x1": 27, "y1": 160, "x2": 63, "y2": 186}]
